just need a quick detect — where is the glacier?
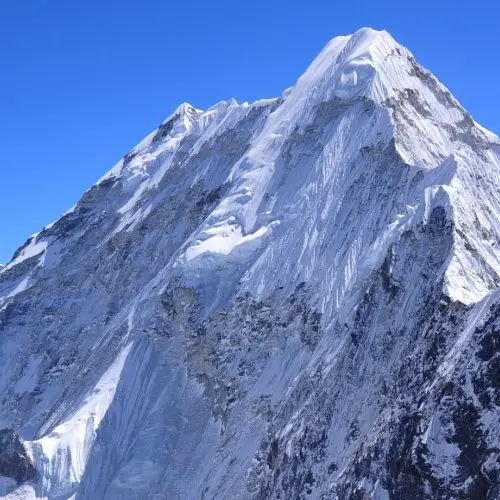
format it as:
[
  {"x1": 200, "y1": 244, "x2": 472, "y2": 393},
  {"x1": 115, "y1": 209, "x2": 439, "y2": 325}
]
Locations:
[{"x1": 0, "y1": 27, "x2": 499, "y2": 499}]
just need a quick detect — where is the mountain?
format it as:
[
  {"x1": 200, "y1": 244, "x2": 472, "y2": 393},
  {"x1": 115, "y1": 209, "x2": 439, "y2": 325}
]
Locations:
[{"x1": 0, "y1": 27, "x2": 499, "y2": 499}]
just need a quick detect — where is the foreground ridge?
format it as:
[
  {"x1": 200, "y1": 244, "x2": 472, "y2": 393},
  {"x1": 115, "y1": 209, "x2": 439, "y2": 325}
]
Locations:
[{"x1": 0, "y1": 28, "x2": 499, "y2": 499}]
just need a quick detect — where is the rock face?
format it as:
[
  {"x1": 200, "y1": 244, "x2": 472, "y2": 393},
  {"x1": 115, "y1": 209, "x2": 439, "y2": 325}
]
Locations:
[
  {"x1": 0, "y1": 28, "x2": 499, "y2": 499},
  {"x1": 0, "y1": 429, "x2": 37, "y2": 484}
]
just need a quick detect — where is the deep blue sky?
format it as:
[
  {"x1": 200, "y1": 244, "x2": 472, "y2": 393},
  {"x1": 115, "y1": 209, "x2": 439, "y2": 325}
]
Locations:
[{"x1": 1, "y1": 0, "x2": 498, "y2": 263}]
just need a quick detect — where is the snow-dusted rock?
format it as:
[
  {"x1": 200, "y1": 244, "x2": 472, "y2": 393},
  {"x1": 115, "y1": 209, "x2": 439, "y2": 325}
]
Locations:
[{"x1": 0, "y1": 28, "x2": 499, "y2": 499}]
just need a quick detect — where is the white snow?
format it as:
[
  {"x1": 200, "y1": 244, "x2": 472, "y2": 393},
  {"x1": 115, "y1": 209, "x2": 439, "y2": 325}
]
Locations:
[
  {"x1": 27, "y1": 342, "x2": 132, "y2": 497},
  {"x1": 14, "y1": 356, "x2": 43, "y2": 395},
  {"x1": 4, "y1": 237, "x2": 47, "y2": 270}
]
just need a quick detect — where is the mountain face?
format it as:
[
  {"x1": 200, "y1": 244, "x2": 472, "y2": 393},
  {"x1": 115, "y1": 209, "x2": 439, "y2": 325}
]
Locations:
[{"x1": 1, "y1": 27, "x2": 500, "y2": 499}]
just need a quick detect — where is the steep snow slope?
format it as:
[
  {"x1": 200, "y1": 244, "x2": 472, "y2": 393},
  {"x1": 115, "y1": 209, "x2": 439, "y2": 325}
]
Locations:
[{"x1": 0, "y1": 28, "x2": 499, "y2": 499}]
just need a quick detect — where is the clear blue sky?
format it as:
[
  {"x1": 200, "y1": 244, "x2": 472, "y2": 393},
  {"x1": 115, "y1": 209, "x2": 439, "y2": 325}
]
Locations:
[{"x1": 1, "y1": 0, "x2": 498, "y2": 263}]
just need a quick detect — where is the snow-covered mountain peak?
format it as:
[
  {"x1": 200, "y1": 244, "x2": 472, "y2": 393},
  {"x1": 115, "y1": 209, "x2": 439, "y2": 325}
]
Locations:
[
  {"x1": 168, "y1": 101, "x2": 204, "y2": 128},
  {"x1": 281, "y1": 28, "x2": 500, "y2": 305},
  {"x1": 1, "y1": 29, "x2": 500, "y2": 500},
  {"x1": 291, "y1": 28, "x2": 407, "y2": 106}
]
